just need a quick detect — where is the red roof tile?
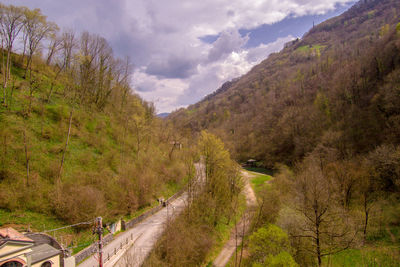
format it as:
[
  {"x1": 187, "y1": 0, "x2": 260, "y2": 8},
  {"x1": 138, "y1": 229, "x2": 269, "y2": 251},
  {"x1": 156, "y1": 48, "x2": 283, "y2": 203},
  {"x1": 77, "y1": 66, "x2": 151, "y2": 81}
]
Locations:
[{"x1": 0, "y1": 227, "x2": 34, "y2": 243}]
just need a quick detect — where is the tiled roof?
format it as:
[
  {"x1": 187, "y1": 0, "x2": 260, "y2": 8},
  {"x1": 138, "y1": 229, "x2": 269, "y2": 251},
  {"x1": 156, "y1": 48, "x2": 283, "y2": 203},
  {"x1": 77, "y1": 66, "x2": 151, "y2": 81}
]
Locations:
[{"x1": 0, "y1": 227, "x2": 34, "y2": 243}]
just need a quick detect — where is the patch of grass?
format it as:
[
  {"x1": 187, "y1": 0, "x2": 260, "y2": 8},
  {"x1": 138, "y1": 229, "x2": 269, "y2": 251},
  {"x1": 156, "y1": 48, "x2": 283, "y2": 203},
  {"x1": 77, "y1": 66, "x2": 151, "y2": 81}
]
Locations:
[
  {"x1": 248, "y1": 171, "x2": 272, "y2": 194},
  {"x1": 296, "y1": 45, "x2": 311, "y2": 52},
  {"x1": 325, "y1": 246, "x2": 400, "y2": 267},
  {"x1": 0, "y1": 209, "x2": 66, "y2": 231},
  {"x1": 0, "y1": 209, "x2": 95, "y2": 254},
  {"x1": 296, "y1": 44, "x2": 326, "y2": 57}
]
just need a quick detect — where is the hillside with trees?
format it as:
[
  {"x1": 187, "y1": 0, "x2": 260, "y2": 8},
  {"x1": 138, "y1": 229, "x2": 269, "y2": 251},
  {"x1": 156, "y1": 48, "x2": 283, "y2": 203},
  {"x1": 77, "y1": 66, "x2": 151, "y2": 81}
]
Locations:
[
  {"x1": 0, "y1": 4, "x2": 189, "y2": 230},
  {"x1": 171, "y1": 0, "x2": 400, "y2": 167},
  {"x1": 170, "y1": 0, "x2": 400, "y2": 265}
]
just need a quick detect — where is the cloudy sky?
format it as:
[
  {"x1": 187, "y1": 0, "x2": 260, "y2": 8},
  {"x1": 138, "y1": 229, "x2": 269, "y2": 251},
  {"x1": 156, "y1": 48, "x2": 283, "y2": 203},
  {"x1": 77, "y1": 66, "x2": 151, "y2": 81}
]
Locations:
[{"x1": 5, "y1": 0, "x2": 355, "y2": 113}]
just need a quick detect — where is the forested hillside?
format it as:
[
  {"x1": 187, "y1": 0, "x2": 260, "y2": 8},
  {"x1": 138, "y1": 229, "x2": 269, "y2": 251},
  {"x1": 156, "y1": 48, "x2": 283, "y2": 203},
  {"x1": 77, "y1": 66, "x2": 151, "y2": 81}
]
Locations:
[
  {"x1": 171, "y1": 0, "x2": 400, "y2": 167},
  {"x1": 170, "y1": 0, "x2": 400, "y2": 265},
  {"x1": 0, "y1": 4, "x2": 188, "y2": 226}
]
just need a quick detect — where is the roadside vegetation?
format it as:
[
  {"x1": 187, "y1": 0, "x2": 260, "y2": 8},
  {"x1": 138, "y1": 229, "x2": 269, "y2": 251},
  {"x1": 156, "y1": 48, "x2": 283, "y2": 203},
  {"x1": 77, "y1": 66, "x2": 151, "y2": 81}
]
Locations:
[{"x1": 144, "y1": 131, "x2": 243, "y2": 267}]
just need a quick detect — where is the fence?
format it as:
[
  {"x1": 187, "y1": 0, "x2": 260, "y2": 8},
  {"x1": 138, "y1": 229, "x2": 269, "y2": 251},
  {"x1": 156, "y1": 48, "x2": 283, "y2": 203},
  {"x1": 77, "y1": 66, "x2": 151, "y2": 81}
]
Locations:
[{"x1": 74, "y1": 187, "x2": 186, "y2": 265}]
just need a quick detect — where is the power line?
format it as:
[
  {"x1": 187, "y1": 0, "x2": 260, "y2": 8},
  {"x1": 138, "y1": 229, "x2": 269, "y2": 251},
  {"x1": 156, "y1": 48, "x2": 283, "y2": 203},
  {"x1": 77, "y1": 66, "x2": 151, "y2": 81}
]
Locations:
[{"x1": 25, "y1": 219, "x2": 94, "y2": 236}]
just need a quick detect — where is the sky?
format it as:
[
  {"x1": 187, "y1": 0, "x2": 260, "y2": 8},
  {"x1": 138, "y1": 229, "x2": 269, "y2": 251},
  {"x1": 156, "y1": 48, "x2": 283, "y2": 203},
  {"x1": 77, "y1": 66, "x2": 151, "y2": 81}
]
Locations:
[{"x1": 4, "y1": 0, "x2": 356, "y2": 113}]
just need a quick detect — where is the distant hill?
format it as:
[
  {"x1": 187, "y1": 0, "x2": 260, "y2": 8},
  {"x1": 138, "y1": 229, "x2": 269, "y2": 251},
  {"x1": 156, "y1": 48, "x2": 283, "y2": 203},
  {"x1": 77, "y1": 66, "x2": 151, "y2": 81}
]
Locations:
[
  {"x1": 157, "y1": 112, "x2": 170, "y2": 118},
  {"x1": 170, "y1": 0, "x2": 400, "y2": 167}
]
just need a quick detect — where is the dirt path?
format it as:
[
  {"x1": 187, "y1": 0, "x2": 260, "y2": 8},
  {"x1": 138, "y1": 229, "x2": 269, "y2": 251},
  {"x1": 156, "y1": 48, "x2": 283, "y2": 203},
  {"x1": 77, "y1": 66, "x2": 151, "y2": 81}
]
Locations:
[{"x1": 213, "y1": 170, "x2": 257, "y2": 267}]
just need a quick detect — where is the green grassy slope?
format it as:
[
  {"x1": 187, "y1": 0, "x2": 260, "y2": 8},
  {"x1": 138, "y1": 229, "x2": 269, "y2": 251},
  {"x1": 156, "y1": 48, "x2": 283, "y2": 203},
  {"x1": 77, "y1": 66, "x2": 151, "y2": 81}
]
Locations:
[{"x1": 0, "y1": 52, "x2": 189, "y2": 248}]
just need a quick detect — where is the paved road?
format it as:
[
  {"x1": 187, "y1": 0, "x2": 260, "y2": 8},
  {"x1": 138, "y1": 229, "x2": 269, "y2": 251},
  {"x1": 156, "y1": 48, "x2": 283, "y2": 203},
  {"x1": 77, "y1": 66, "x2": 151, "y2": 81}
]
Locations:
[
  {"x1": 213, "y1": 170, "x2": 257, "y2": 267},
  {"x1": 78, "y1": 163, "x2": 204, "y2": 267}
]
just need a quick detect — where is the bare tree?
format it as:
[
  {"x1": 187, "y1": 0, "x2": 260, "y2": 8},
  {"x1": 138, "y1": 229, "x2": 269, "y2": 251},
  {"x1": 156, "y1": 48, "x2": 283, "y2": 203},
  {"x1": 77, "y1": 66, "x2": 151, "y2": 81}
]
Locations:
[
  {"x1": 47, "y1": 29, "x2": 76, "y2": 102},
  {"x1": 60, "y1": 29, "x2": 75, "y2": 71},
  {"x1": 23, "y1": 8, "x2": 58, "y2": 78},
  {"x1": 287, "y1": 157, "x2": 356, "y2": 266},
  {"x1": 0, "y1": 4, "x2": 25, "y2": 101},
  {"x1": 46, "y1": 32, "x2": 62, "y2": 65}
]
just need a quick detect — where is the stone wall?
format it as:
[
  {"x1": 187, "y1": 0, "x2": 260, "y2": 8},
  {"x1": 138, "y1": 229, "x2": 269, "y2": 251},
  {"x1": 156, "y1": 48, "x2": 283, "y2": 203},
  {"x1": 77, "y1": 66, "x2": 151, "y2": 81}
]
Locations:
[
  {"x1": 122, "y1": 206, "x2": 162, "y2": 230},
  {"x1": 26, "y1": 232, "x2": 64, "y2": 250},
  {"x1": 74, "y1": 233, "x2": 113, "y2": 264},
  {"x1": 122, "y1": 188, "x2": 185, "y2": 230}
]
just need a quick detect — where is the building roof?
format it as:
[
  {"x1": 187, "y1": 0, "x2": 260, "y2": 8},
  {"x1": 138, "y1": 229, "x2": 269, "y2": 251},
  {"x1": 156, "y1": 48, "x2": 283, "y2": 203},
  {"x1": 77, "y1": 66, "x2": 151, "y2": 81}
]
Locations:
[
  {"x1": 28, "y1": 244, "x2": 61, "y2": 264},
  {"x1": 0, "y1": 228, "x2": 34, "y2": 244}
]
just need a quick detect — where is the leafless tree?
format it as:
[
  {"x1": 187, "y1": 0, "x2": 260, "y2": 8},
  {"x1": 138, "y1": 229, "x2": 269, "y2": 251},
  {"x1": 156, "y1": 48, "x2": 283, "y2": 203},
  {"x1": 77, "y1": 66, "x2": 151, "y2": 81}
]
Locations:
[
  {"x1": 23, "y1": 8, "x2": 58, "y2": 78},
  {"x1": 0, "y1": 4, "x2": 25, "y2": 100},
  {"x1": 287, "y1": 157, "x2": 356, "y2": 266}
]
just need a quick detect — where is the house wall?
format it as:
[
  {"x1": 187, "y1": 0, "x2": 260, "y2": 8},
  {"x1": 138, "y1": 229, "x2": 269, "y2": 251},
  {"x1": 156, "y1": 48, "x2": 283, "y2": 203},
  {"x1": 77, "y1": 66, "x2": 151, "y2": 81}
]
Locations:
[
  {"x1": 32, "y1": 254, "x2": 60, "y2": 267},
  {"x1": 0, "y1": 244, "x2": 31, "y2": 257},
  {"x1": 0, "y1": 244, "x2": 31, "y2": 264},
  {"x1": 63, "y1": 256, "x2": 75, "y2": 267}
]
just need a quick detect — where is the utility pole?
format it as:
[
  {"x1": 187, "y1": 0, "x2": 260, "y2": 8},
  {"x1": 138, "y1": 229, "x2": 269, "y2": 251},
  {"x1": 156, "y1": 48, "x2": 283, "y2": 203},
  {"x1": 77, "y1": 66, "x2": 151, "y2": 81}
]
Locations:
[{"x1": 94, "y1": 217, "x2": 104, "y2": 267}]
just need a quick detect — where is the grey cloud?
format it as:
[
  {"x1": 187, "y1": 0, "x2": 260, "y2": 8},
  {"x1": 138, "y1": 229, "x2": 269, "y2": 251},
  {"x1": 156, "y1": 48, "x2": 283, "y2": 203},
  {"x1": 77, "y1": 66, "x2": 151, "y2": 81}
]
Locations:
[
  {"x1": 208, "y1": 29, "x2": 249, "y2": 62},
  {"x1": 146, "y1": 56, "x2": 199, "y2": 79},
  {"x1": 135, "y1": 79, "x2": 157, "y2": 92},
  {"x1": 227, "y1": 10, "x2": 235, "y2": 17},
  {"x1": 176, "y1": 65, "x2": 221, "y2": 106}
]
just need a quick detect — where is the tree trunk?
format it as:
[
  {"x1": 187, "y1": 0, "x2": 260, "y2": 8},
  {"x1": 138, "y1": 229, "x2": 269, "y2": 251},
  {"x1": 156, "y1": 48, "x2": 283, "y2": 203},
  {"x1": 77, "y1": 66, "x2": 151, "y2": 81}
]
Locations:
[
  {"x1": 21, "y1": 36, "x2": 27, "y2": 67},
  {"x1": 4, "y1": 48, "x2": 12, "y2": 89},
  {"x1": 24, "y1": 55, "x2": 33, "y2": 79},
  {"x1": 58, "y1": 110, "x2": 73, "y2": 181},
  {"x1": 47, "y1": 65, "x2": 64, "y2": 102},
  {"x1": 23, "y1": 130, "x2": 30, "y2": 187},
  {"x1": 238, "y1": 212, "x2": 246, "y2": 267},
  {"x1": 315, "y1": 208, "x2": 322, "y2": 267},
  {"x1": 8, "y1": 80, "x2": 15, "y2": 110},
  {"x1": 1, "y1": 40, "x2": 5, "y2": 105},
  {"x1": 40, "y1": 102, "x2": 45, "y2": 137},
  {"x1": 234, "y1": 214, "x2": 238, "y2": 267},
  {"x1": 254, "y1": 195, "x2": 265, "y2": 228},
  {"x1": 1, "y1": 134, "x2": 7, "y2": 172},
  {"x1": 363, "y1": 196, "x2": 369, "y2": 245},
  {"x1": 28, "y1": 87, "x2": 34, "y2": 116}
]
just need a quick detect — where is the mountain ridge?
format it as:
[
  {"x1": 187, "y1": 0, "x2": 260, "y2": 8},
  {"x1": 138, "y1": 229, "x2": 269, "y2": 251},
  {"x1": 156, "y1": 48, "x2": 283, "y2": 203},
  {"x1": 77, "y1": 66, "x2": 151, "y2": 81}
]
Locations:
[{"x1": 170, "y1": 0, "x2": 400, "y2": 167}]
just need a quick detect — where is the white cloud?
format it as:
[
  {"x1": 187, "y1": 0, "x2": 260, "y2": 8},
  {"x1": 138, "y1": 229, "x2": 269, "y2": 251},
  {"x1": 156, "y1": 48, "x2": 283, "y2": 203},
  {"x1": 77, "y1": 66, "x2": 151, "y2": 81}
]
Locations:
[
  {"x1": 207, "y1": 29, "x2": 249, "y2": 62},
  {"x1": 134, "y1": 35, "x2": 295, "y2": 113},
  {"x1": 4, "y1": 0, "x2": 353, "y2": 112}
]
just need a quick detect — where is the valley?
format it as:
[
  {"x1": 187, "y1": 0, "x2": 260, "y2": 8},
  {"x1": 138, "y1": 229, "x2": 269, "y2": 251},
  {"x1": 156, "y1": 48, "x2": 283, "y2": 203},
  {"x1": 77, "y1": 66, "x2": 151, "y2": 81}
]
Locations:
[{"x1": 1, "y1": 0, "x2": 400, "y2": 266}]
